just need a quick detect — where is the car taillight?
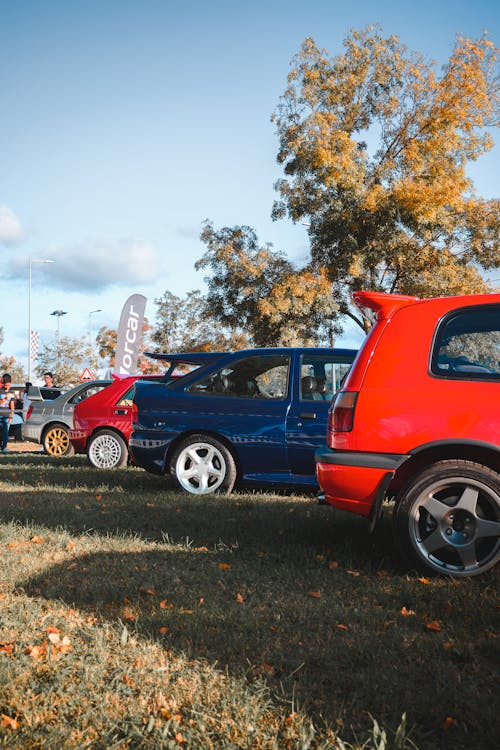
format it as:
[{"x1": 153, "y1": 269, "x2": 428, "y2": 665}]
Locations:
[
  {"x1": 26, "y1": 405, "x2": 33, "y2": 421},
  {"x1": 131, "y1": 403, "x2": 138, "y2": 424},
  {"x1": 329, "y1": 391, "x2": 358, "y2": 433}
]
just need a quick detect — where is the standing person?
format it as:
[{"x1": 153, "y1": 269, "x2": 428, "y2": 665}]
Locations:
[
  {"x1": 44, "y1": 372, "x2": 55, "y2": 387},
  {"x1": 0, "y1": 373, "x2": 15, "y2": 453}
]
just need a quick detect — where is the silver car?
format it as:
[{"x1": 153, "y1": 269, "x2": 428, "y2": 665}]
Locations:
[
  {"x1": 22, "y1": 380, "x2": 112, "y2": 456},
  {"x1": 4, "y1": 384, "x2": 62, "y2": 442}
]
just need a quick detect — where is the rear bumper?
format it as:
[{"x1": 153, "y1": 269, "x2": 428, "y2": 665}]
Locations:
[
  {"x1": 129, "y1": 431, "x2": 172, "y2": 475},
  {"x1": 68, "y1": 429, "x2": 89, "y2": 454},
  {"x1": 22, "y1": 423, "x2": 42, "y2": 442},
  {"x1": 315, "y1": 448, "x2": 409, "y2": 517}
]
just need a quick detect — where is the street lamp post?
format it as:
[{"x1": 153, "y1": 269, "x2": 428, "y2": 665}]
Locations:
[
  {"x1": 88, "y1": 309, "x2": 102, "y2": 348},
  {"x1": 28, "y1": 259, "x2": 54, "y2": 382},
  {"x1": 51, "y1": 310, "x2": 68, "y2": 369}
]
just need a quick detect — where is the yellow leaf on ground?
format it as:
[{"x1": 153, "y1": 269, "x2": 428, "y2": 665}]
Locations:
[
  {"x1": 400, "y1": 607, "x2": 416, "y2": 616},
  {"x1": 1, "y1": 714, "x2": 19, "y2": 730}
]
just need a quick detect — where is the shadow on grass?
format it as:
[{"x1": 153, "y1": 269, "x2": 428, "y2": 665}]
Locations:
[
  {"x1": 21, "y1": 544, "x2": 498, "y2": 750},
  {"x1": 2, "y1": 455, "x2": 498, "y2": 749}
]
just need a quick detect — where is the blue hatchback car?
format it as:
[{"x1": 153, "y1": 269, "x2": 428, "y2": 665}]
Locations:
[{"x1": 129, "y1": 347, "x2": 357, "y2": 495}]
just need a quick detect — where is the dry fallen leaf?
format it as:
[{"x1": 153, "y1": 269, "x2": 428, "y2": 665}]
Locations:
[
  {"x1": 0, "y1": 714, "x2": 19, "y2": 730},
  {"x1": 30, "y1": 536, "x2": 44, "y2": 545},
  {"x1": 400, "y1": 607, "x2": 416, "y2": 617},
  {"x1": 425, "y1": 620, "x2": 443, "y2": 632},
  {"x1": 236, "y1": 592, "x2": 244, "y2": 603},
  {"x1": 25, "y1": 643, "x2": 46, "y2": 660},
  {"x1": 158, "y1": 626, "x2": 169, "y2": 634},
  {"x1": 219, "y1": 563, "x2": 231, "y2": 570},
  {"x1": 418, "y1": 577, "x2": 431, "y2": 585},
  {"x1": 337, "y1": 624, "x2": 348, "y2": 631},
  {"x1": 308, "y1": 591, "x2": 321, "y2": 598},
  {"x1": 442, "y1": 717, "x2": 456, "y2": 730}
]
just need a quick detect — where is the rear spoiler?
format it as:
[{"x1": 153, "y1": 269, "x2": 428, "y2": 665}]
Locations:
[
  {"x1": 144, "y1": 351, "x2": 227, "y2": 377},
  {"x1": 145, "y1": 351, "x2": 225, "y2": 362}
]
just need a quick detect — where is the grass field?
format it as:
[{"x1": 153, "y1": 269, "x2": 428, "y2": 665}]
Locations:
[{"x1": 0, "y1": 449, "x2": 498, "y2": 749}]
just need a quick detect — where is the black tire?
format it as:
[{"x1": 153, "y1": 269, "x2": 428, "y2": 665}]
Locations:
[
  {"x1": 170, "y1": 434, "x2": 237, "y2": 495},
  {"x1": 43, "y1": 423, "x2": 75, "y2": 457},
  {"x1": 87, "y1": 430, "x2": 128, "y2": 469},
  {"x1": 393, "y1": 460, "x2": 500, "y2": 577}
]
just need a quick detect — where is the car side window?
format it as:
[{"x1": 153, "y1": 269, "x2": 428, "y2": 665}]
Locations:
[
  {"x1": 300, "y1": 355, "x2": 353, "y2": 401},
  {"x1": 117, "y1": 386, "x2": 135, "y2": 407},
  {"x1": 188, "y1": 355, "x2": 290, "y2": 399},
  {"x1": 432, "y1": 306, "x2": 500, "y2": 379},
  {"x1": 69, "y1": 384, "x2": 108, "y2": 404}
]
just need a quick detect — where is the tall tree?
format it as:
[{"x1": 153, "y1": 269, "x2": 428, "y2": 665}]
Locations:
[
  {"x1": 197, "y1": 222, "x2": 338, "y2": 346},
  {"x1": 36, "y1": 336, "x2": 99, "y2": 387},
  {"x1": 273, "y1": 28, "x2": 500, "y2": 331},
  {"x1": 0, "y1": 355, "x2": 26, "y2": 383},
  {"x1": 152, "y1": 289, "x2": 249, "y2": 353}
]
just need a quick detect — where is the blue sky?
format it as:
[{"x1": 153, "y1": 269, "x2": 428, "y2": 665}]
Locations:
[{"x1": 1, "y1": 0, "x2": 499, "y2": 377}]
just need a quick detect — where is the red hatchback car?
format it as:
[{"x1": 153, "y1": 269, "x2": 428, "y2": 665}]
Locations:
[
  {"x1": 316, "y1": 291, "x2": 500, "y2": 578},
  {"x1": 69, "y1": 375, "x2": 163, "y2": 468}
]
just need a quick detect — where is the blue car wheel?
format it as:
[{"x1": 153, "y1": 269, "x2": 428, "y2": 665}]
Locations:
[{"x1": 170, "y1": 434, "x2": 237, "y2": 495}]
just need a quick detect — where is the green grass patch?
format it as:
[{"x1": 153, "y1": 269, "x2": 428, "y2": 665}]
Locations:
[{"x1": 0, "y1": 453, "x2": 497, "y2": 748}]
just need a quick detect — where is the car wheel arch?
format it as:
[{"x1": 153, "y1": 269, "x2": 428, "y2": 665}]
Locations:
[
  {"x1": 389, "y1": 440, "x2": 500, "y2": 500},
  {"x1": 90, "y1": 425, "x2": 127, "y2": 442}
]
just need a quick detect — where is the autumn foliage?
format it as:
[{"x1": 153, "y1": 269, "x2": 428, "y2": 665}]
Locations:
[{"x1": 272, "y1": 28, "x2": 499, "y2": 330}]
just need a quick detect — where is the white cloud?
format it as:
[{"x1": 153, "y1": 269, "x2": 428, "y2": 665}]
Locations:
[
  {"x1": 0, "y1": 205, "x2": 25, "y2": 244},
  {"x1": 6, "y1": 238, "x2": 166, "y2": 292}
]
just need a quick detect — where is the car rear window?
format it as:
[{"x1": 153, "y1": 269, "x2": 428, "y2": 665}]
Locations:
[{"x1": 432, "y1": 305, "x2": 500, "y2": 379}]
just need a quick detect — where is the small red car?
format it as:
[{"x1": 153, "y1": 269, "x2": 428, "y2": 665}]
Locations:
[
  {"x1": 69, "y1": 375, "x2": 163, "y2": 468},
  {"x1": 316, "y1": 291, "x2": 500, "y2": 578}
]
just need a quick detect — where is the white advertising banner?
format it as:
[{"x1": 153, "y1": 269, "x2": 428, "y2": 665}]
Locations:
[{"x1": 114, "y1": 294, "x2": 147, "y2": 376}]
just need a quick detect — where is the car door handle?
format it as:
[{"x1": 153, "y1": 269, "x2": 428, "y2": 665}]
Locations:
[
  {"x1": 114, "y1": 409, "x2": 128, "y2": 415},
  {"x1": 299, "y1": 412, "x2": 317, "y2": 420}
]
